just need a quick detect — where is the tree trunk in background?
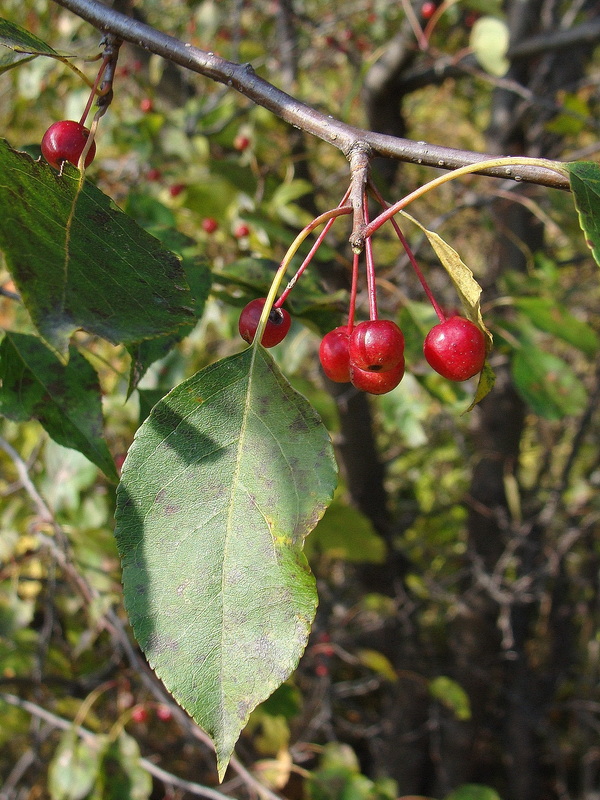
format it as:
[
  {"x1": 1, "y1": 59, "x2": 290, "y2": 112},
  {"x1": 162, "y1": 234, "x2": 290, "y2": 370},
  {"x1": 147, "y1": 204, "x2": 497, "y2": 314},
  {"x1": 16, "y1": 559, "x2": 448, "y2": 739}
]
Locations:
[{"x1": 361, "y1": 2, "x2": 600, "y2": 798}]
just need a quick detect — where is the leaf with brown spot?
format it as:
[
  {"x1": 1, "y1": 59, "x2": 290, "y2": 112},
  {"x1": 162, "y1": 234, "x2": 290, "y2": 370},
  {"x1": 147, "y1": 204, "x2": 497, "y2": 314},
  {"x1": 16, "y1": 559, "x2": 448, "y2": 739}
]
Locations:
[
  {"x1": 115, "y1": 347, "x2": 337, "y2": 779},
  {"x1": 0, "y1": 139, "x2": 195, "y2": 358}
]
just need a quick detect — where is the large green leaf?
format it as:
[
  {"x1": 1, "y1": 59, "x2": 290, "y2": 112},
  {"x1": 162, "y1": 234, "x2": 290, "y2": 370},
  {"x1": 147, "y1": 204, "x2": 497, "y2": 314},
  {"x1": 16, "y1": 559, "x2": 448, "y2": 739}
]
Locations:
[
  {"x1": 0, "y1": 332, "x2": 117, "y2": 480},
  {"x1": 0, "y1": 140, "x2": 195, "y2": 358},
  {"x1": 114, "y1": 346, "x2": 337, "y2": 778},
  {"x1": 568, "y1": 161, "x2": 600, "y2": 268}
]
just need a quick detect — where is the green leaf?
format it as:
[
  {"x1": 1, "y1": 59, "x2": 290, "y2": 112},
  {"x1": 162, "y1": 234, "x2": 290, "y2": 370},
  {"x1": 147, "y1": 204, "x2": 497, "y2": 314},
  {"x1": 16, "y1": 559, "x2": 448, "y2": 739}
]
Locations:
[
  {"x1": 429, "y1": 675, "x2": 471, "y2": 721},
  {"x1": 127, "y1": 256, "x2": 211, "y2": 393},
  {"x1": 0, "y1": 17, "x2": 58, "y2": 57},
  {"x1": 95, "y1": 732, "x2": 152, "y2": 800},
  {"x1": 48, "y1": 730, "x2": 101, "y2": 800},
  {"x1": 469, "y1": 17, "x2": 510, "y2": 76},
  {"x1": 0, "y1": 332, "x2": 118, "y2": 480},
  {"x1": 567, "y1": 161, "x2": 600, "y2": 268},
  {"x1": 514, "y1": 297, "x2": 600, "y2": 357},
  {"x1": 400, "y1": 213, "x2": 491, "y2": 341},
  {"x1": 114, "y1": 347, "x2": 337, "y2": 778},
  {"x1": 511, "y1": 345, "x2": 587, "y2": 420},
  {"x1": 0, "y1": 140, "x2": 195, "y2": 357},
  {"x1": 305, "y1": 501, "x2": 386, "y2": 564}
]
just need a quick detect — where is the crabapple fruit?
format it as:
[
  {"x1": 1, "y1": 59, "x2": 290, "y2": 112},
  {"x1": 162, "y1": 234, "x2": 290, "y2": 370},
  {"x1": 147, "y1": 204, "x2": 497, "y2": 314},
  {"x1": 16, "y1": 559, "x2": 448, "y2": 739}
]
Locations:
[
  {"x1": 319, "y1": 326, "x2": 351, "y2": 383},
  {"x1": 349, "y1": 319, "x2": 405, "y2": 372},
  {"x1": 423, "y1": 316, "x2": 486, "y2": 381},
  {"x1": 238, "y1": 298, "x2": 291, "y2": 347},
  {"x1": 350, "y1": 358, "x2": 405, "y2": 395},
  {"x1": 41, "y1": 120, "x2": 96, "y2": 170}
]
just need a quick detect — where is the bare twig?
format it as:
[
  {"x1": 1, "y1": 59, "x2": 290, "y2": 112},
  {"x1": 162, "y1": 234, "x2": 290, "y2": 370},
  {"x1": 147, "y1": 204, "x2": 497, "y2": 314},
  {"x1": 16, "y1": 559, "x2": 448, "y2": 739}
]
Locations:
[{"x1": 0, "y1": 693, "x2": 233, "y2": 800}]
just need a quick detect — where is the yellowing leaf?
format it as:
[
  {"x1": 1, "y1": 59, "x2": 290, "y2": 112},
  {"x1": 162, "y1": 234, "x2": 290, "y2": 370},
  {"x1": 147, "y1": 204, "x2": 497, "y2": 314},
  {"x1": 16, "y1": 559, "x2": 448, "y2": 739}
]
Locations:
[
  {"x1": 357, "y1": 649, "x2": 397, "y2": 682},
  {"x1": 401, "y1": 212, "x2": 491, "y2": 347},
  {"x1": 469, "y1": 17, "x2": 510, "y2": 77}
]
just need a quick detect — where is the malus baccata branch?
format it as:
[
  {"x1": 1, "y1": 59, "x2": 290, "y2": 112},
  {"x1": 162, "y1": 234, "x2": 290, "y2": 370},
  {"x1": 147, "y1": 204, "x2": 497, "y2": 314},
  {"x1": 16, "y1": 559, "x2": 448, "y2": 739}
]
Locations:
[{"x1": 51, "y1": 0, "x2": 570, "y2": 191}]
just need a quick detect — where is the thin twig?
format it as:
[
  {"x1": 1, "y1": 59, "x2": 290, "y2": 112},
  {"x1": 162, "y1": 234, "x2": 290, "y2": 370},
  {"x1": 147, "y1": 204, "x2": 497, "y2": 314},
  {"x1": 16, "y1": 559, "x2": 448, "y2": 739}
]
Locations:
[{"x1": 0, "y1": 693, "x2": 233, "y2": 800}]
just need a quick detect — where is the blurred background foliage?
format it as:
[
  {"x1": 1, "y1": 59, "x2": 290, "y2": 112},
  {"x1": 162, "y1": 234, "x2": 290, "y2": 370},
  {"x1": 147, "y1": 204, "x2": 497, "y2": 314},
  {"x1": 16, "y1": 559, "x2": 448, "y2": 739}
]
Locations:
[{"x1": 1, "y1": 1, "x2": 600, "y2": 799}]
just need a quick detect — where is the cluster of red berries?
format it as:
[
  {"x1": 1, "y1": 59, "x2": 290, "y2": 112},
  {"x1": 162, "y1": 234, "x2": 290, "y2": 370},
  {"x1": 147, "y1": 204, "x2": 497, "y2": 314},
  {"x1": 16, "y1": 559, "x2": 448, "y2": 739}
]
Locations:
[
  {"x1": 320, "y1": 314, "x2": 486, "y2": 393},
  {"x1": 238, "y1": 298, "x2": 486, "y2": 394}
]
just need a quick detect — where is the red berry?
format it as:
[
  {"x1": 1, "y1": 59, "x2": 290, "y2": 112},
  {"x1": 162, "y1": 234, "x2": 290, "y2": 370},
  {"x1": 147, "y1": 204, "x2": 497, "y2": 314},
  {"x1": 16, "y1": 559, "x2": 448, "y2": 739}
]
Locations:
[
  {"x1": 140, "y1": 97, "x2": 153, "y2": 113},
  {"x1": 421, "y1": 1, "x2": 436, "y2": 20},
  {"x1": 350, "y1": 359, "x2": 405, "y2": 395},
  {"x1": 156, "y1": 705, "x2": 173, "y2": 722},
  {"x1": 423, "y1": 316, "x2": 486, "y2": 381},
  {"x1": 234, "y1": 223, "x2": 250, "y2": 238},
  {"x1": 319, "y1": 326, "x2": 351, "y2": 383},
  {"x1": 131, "y1": 706, "x2": 148, "y2": 723},
  {"x1": 233, "y1": 134, "x2": 250, "y2": 152},
  {"x1": 238, "y1": 298, "x2": 291, "y2": 347},
  {"x1": 348, "y1": 320, "x2": 405, "y2": 372},
  {"x1": 169, "y1": 183, "x2": 185, "y2": 197},
  {"x1": 202, "y1": 217, "x2": 219, "y2": 234},
  {"x1": 147, "y1": 168, "x2": 162, "y2": 181},
  {"x1": 41, "y1": 120, "x2": 96, "y2": 170}
]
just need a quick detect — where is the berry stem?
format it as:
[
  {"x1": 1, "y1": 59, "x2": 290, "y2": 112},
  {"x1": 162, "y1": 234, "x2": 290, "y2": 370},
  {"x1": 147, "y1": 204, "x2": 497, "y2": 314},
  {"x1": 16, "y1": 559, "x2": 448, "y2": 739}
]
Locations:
[
  {"x1": 361, "y1": 156, "x2": 568, "y2": 246},
  {"x1": 399, "y1": 0, "x2": 428, "y2": 50},
  {"x1": 423, "y1": 0, "x2": 459, "y2": 40},
  {"x1": 252, "y1": 205, "x2": 352, "y2": 348},
  {"x1": 369, "y1": 181, "x2": 446, "y2": 322},
  {"x1": 79, "y1": 55, "x2": 109, "y2": 126},
  {"x1": 347, "y1": 251, "x2": 360, "y2": 331},
  {"x1": 363, "y1": 193, "x2": 379, "y2": 321},
  {"x1": 275, "y1": 189, "x2": 351, "y2": 308}
]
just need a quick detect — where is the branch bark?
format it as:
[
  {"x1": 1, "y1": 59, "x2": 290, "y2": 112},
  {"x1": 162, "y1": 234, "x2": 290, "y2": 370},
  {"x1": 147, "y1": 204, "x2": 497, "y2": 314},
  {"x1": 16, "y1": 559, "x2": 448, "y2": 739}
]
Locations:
[{"x1": 50, "y1": 0, "x2": 570, "y2": 191}]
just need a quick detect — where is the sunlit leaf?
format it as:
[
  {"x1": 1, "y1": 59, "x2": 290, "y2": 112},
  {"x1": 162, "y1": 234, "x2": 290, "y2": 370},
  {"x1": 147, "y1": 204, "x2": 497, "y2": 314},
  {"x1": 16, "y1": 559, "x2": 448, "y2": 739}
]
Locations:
[
  {"x1": 0, "y1": 140, "x2": 195, "y2": 358},
  {"x1": 0, "y1": 332, "x2": 118, "y2": 480},
  {"x1": 469, "y1": 17, "x2": 510, "y2": 77},
  {"x1": 115, "y1": 346, "x2": 337, "y2": 778},
  {"x1": 48, "y1": 730, "x2": 101, "y2": 800},
  {"x1": 429, "y1": 675, "x2": 471, "y2": 721}
]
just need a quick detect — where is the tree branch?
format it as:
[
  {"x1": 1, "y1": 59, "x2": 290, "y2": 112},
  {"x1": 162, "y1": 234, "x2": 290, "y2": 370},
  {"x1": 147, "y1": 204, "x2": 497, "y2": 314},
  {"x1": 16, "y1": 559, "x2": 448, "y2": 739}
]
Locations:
[{"x1": 50, "y1": 0, "x2": 571, "y2": 191}]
